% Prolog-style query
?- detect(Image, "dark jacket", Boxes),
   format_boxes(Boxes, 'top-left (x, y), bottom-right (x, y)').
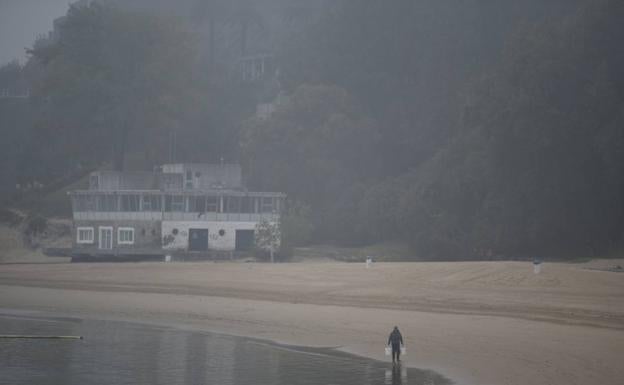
top-left (388, 329), bottom-right (403, 346)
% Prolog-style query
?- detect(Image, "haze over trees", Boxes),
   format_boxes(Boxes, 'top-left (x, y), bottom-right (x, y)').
top-left (1, 0), bottom-right (622, 259)
top-left (30, 4), bottom-right (199, 171)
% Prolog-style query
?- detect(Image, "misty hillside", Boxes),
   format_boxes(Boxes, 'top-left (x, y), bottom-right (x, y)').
top-left (0, 0), bottom-right (622, 259)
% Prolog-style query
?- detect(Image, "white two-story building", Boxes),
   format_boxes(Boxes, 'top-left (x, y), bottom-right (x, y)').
top-left (69, 163), bottom-right (284, 259)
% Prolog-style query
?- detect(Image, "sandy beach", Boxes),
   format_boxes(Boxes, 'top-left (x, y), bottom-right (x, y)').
top-left (1, 259), bottom-right (623, 385)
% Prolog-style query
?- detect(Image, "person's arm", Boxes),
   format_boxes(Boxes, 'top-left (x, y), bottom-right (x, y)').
top-left (399, 333), bottom-right (403, 345)
top-left (388, 334), bottom-right (392, 346)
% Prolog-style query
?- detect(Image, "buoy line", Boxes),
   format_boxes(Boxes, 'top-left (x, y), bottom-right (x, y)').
top-left (0, 335), bottom-right (83, 339)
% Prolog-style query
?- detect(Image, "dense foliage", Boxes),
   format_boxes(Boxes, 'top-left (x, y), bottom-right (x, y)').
top-left (247, 0), bottom-right (624, 258)
top-left (1, 1), bottom-right (255, 187)
top-left (242, 85), bottom-right (380, 243)
top-left (1, 0), bottom-right (622, 258)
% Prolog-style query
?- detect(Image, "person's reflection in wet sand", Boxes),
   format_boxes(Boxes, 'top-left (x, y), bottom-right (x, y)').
top-left (385, 364), bottom-right (408, 385)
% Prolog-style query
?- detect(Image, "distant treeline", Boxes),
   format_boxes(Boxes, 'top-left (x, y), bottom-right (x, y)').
top-left (1, 0), bottom-right (622, 259)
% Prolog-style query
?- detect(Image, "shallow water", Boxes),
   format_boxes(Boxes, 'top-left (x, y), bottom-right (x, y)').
top-left (0, 313), bottom-right (451, 385)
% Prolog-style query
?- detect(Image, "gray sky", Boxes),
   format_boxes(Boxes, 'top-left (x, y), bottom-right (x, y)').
top-left (0, 0), bottom-right (71, 66)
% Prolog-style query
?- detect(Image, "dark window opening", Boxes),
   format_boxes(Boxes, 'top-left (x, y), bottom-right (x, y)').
top-left (189, 196), bottom-right (206, 212)
top-left (120, 194), bottom-right (140, 212)
top-left (206, 196), bottom-right (218, 212)
top-left (142, 195), bottom-right (162, 211)
top-left (165, 195), bottom-right (185, 212)
top-left (98, 195), bottom-right (118, 212)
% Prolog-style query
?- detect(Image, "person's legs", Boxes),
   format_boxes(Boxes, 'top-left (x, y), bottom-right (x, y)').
top-left (392, 343), bottom-right (400, 363)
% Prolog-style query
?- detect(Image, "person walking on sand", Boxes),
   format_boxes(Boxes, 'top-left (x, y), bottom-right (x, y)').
top-left (387, 326), bottom-right (404, 364)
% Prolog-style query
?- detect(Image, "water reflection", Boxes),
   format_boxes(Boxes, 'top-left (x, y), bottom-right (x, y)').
top-left (0, 314), bottom-right (452, 385)
top-left (385, 365), bottom-right (408, 385)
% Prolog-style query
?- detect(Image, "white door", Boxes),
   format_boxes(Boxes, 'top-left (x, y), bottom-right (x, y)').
top-left (99, 227), bottom-right (113, 250)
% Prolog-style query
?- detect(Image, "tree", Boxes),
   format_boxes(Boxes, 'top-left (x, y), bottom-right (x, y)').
top-left (280, 200), bottom-right (314, 249)
top-left (241, 84), bottom-right (380, 243)
top-left (277, 0), bottom-right (576, 176)
top-left (29, 2), bottom-right (197, 171)
top-left (389, 0), bottom-right (624, 258)
top-left (267, 0), bottom-right (624, 258)
top-left (192, 0), bottom-right (229, 74)
top-left (255, 217), bottom-right (281, 263)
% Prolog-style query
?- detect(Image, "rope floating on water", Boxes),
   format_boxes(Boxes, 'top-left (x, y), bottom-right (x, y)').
top-left (0, 335), bottom-right (83, 340)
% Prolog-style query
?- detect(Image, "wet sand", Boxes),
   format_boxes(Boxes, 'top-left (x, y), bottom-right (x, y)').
top-left (1, 260), bottom-right (623, 385)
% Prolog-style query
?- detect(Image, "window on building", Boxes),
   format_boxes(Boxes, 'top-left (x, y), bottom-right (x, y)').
top-left (261, 197), bottom-right (274, 213)
top-left (185, 170), bottom-right (194, 189)
top-left (206, 196), bottom-right (218, 212)
top-left (120, 194), bottom-right (140, 212)
top-left (226, 196), bottom-right (242, 213)
top-left (76, 227), bottom-right (94, 244)
top-left (241, 197), bottom-right (253, 213)
top-left (118, 227), bottom-right (135, 245)
top-left (85, 195), bottom-right (96, 211)
top-left (188, 196), bottom-right (206, 212)
top-left (90, 175), bottom-right (99, 190)
top-left (142, 195), bottom-right (162, 211)
top-left (165, 195), bottom-right (185, 212)
top-left (98, 195), bottom-right (118, 212)
top-left (162, 174), bottom-right (182, 190)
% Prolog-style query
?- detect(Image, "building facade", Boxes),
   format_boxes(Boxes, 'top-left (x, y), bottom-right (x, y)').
top-left (69, 164), bottom-right (285, 258)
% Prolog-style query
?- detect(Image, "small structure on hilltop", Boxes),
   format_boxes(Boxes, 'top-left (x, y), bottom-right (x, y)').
top-left (68, 163), bottom-right (285, 260)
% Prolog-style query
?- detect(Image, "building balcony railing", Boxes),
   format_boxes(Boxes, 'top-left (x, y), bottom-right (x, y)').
top-left (73, 211), bottom-right (279, 222)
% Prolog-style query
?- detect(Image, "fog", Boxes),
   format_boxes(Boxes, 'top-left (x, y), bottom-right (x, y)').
top-left (0, 0), bottom-right (71, 65)
top-left (1, 2), bottom-right (624, 385)
top-left (1, 0), bottom-right (623, 259)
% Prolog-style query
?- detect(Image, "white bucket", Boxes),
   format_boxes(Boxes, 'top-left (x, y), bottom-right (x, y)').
top-left (366, 257), bottom-right (372, 268)
top-left (165, 255), bottom-right (172, 263)
top-left (385, 346), bottom-right (391, 356)
top-left (401, 346), bottom-right (407, 355)
top-left (533, 262), bottom-right (541, 274)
